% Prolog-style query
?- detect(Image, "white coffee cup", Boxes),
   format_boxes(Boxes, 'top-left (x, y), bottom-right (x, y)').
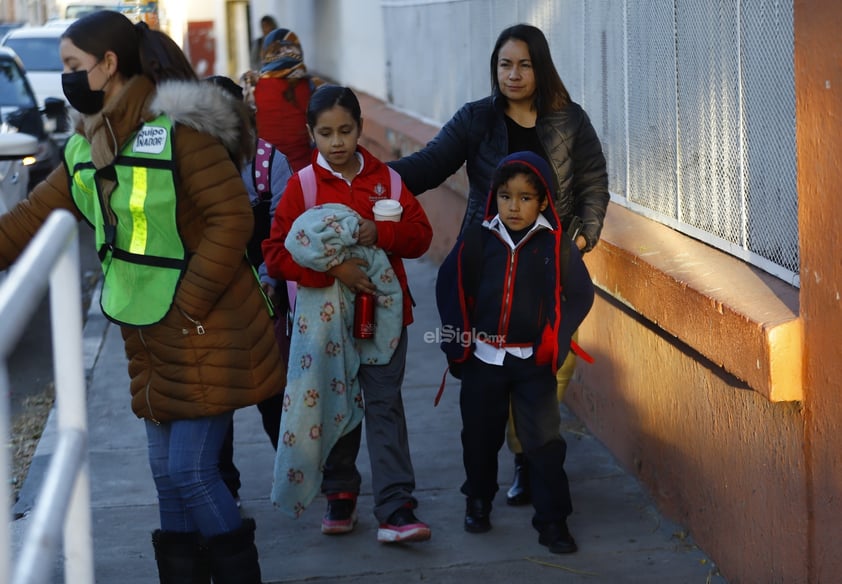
top-left (373, 199), bottom-right (403, 222)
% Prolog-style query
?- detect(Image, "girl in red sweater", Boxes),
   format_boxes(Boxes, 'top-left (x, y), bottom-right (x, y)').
top-left (262, 85), bottom-right (434, 544)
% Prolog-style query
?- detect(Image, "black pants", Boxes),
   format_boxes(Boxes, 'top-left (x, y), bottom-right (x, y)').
top-left (221, 299), bottom-right (290, 495)
top-left (219, 393), bottom-right (284, 495)
top-left (459, 354), bottom-right (572, 528)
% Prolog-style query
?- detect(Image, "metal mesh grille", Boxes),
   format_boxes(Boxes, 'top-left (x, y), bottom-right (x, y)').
top-left (741, 0), bottom-right (798, 275)
top-left (382, 0), bottom-right (798, 283)
top-left (625, 4), bottom-right (679, 219)
top-left (676, 1), bottom-right (743, 242)
top-left (583, 1), bottom-right (627, 198)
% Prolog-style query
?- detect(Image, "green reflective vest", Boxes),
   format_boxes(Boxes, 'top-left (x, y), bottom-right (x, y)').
top-left (65, 115), bottom-right (187, 327)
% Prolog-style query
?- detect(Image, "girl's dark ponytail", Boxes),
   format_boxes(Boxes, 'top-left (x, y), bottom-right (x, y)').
top-left (136, 21), bottom-right (197, 83)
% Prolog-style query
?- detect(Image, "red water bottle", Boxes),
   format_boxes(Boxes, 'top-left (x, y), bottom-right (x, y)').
top-left (353, 292), bottom-right (377, 339)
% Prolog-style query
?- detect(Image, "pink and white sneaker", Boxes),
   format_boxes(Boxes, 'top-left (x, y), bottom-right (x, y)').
top-left (377, 503), bottom-right (431, 543)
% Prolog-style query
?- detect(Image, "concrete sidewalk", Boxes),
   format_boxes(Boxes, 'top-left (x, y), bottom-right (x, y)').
top-left (11, 255), bottom-right (725, 583)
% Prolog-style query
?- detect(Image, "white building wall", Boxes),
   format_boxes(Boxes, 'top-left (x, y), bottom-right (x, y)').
top-left (167, 0), bottom-right (249, 78)
top-left (244, 0), bottom-right (387, 100)
top-left (239, 0), bottom-right (562, 125)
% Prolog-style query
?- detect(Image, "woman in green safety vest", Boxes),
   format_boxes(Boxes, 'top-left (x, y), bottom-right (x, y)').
top-left (0, 11), bottom-right (280, 583)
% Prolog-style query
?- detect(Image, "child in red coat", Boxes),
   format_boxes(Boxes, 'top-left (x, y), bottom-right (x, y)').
top-left (263, 85), bottom-right (434, 544)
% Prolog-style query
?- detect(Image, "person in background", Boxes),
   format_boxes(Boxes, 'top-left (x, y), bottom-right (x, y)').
top-left (388, 23), bottom-right (609, 507)
top-left (0, 11), bottom-right (282, 582)
top-left (436, 151), bottom-right (595, 554)
top-left (250, 14), bottom-right (278, 71)
top-left (249, 27), bottom-right (324, 171)
top-left (205, 74), bottom-right (294, 507)
top-left (262, 85), bottom-right (434, 544)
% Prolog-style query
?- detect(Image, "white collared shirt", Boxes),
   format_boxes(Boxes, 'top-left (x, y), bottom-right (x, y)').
top-left (316, 151), bottom-right (364, 184)
top-left (483, 213), bottom-right (553, 249)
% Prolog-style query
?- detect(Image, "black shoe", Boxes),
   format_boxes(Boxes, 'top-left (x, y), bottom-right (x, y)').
top-left (321, 493), bottom-right (358, 534)
top-left (464, 497), bottom-right (492, 533)
top-left (506, 454), bottom-right (531, 506)
top-left (538, 521), bottom-right (578, 554)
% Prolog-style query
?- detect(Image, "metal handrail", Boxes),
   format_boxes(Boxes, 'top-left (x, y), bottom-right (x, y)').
top-left (0, 210), bottom-right (93, 584)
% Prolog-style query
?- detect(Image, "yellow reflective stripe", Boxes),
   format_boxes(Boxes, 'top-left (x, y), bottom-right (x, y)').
top-left (129, 166), bottom-right (149, 254)
top-left (73, 171), bottom-right (94, 195)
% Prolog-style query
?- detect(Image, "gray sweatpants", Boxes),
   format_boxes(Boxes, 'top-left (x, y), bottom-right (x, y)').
top-left (321, 329), bottom-right (418, 522)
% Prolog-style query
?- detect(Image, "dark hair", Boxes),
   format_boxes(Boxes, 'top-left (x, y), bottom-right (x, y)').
top-left (491, 162), bottom-right (548, 202)
top-left (205, 75), bottom-right (244, 101)
top-left (260, 15), bottom-right (278, 28)
top-left (306, 85), bottom-right (362, 128)
top-left (490, 23), bottom-right (570, 114)
top-left (62, 11), bottom-right (196, 84)
top-left (62, 10), bottom-right (142, 78)
top-left (202, 76), bottom-right (255, 168)
top-left (136, 24), bottom-right (197, 83)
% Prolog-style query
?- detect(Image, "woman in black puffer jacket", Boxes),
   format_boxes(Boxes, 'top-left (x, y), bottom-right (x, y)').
top-left (389, 22), bottom-right (609, 508)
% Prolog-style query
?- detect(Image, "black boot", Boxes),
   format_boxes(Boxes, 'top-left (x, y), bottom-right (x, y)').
top-left (207, 518), bottom-right (262, 584)
top-left (538, 520), bottom-right (578, 554)
top-left (506, 453), bottom-right (531, 506)
top-left (151, 530), bottom-right (210, 584)
top-left (464, 497), bottom-right (492, 533)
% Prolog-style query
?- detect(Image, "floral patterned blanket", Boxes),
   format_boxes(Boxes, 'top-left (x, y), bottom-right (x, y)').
top-left (271, 203), bottom-right (403, 517)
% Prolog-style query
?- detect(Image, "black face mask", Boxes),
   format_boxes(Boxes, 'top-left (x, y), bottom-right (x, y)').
top-left (61, 69), bottom-right (105, 115)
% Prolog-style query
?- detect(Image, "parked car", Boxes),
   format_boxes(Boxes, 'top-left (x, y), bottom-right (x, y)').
top-left (1, 23), bottom-right (74, 147)
top-left (0, 133), bottom-right (37, 287)
top-left (0, 21), bottom-right (26, 42)
top-left (0, 47), bottom-right (66, 190)
top-left (0, 23), bottom-right (69, 110)
top-left (64, 3), bottom-right (119, 19)
top-left (42, 18), bottom-right (80, 29)
top-left (0, 132), bottom-right (36, 215)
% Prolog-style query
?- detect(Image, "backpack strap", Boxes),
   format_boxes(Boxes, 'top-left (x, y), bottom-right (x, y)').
top-left (388, 167), bottom-right (402, 201)
top-left (286, 164), bottom-right (319, 313)
top-left (286, 280), bottom-right (298, 319)
top-left (252, 138), bottom-right (274, 199)
top-left (299, 164), bottom-right (317, 208)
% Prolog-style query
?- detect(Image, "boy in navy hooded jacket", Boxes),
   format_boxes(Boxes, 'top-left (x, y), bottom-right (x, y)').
top-left (436, 151), bottom-right (594, 554)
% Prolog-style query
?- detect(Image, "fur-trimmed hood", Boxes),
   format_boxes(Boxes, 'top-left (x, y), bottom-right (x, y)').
top-left (150, 79), bottom-right (255, 167)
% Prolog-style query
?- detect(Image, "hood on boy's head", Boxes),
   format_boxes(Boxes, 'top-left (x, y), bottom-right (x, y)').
top-left (483, 150), bottom-right (558, 224)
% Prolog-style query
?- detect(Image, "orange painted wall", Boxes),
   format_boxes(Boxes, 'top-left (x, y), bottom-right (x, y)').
top-left (566, 295), bottom-right (808, 582)
top-left (794, 0), bottom-right (842, 582)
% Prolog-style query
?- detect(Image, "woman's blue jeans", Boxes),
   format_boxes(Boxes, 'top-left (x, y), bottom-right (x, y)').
top-left (145, 412), bottom-right (242, 537)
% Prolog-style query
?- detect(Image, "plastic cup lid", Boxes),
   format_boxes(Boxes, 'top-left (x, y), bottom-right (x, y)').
top-left (373, 199), bottom-right (402, 215)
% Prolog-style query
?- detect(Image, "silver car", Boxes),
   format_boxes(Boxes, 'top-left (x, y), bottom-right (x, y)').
top-left (0, 134), bottom-right (33, 215)
top-left (0, 47), bottom-right (65, 190)
top-left (0, 133), bottom-right (36, 287)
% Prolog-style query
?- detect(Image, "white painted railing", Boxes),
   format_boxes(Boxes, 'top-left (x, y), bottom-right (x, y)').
top-left (0, 210), bottom-right (93, 584)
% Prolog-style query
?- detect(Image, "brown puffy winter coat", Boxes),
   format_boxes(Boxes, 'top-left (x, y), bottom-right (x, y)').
top-left (0, 76), bottom-right (284, 422)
